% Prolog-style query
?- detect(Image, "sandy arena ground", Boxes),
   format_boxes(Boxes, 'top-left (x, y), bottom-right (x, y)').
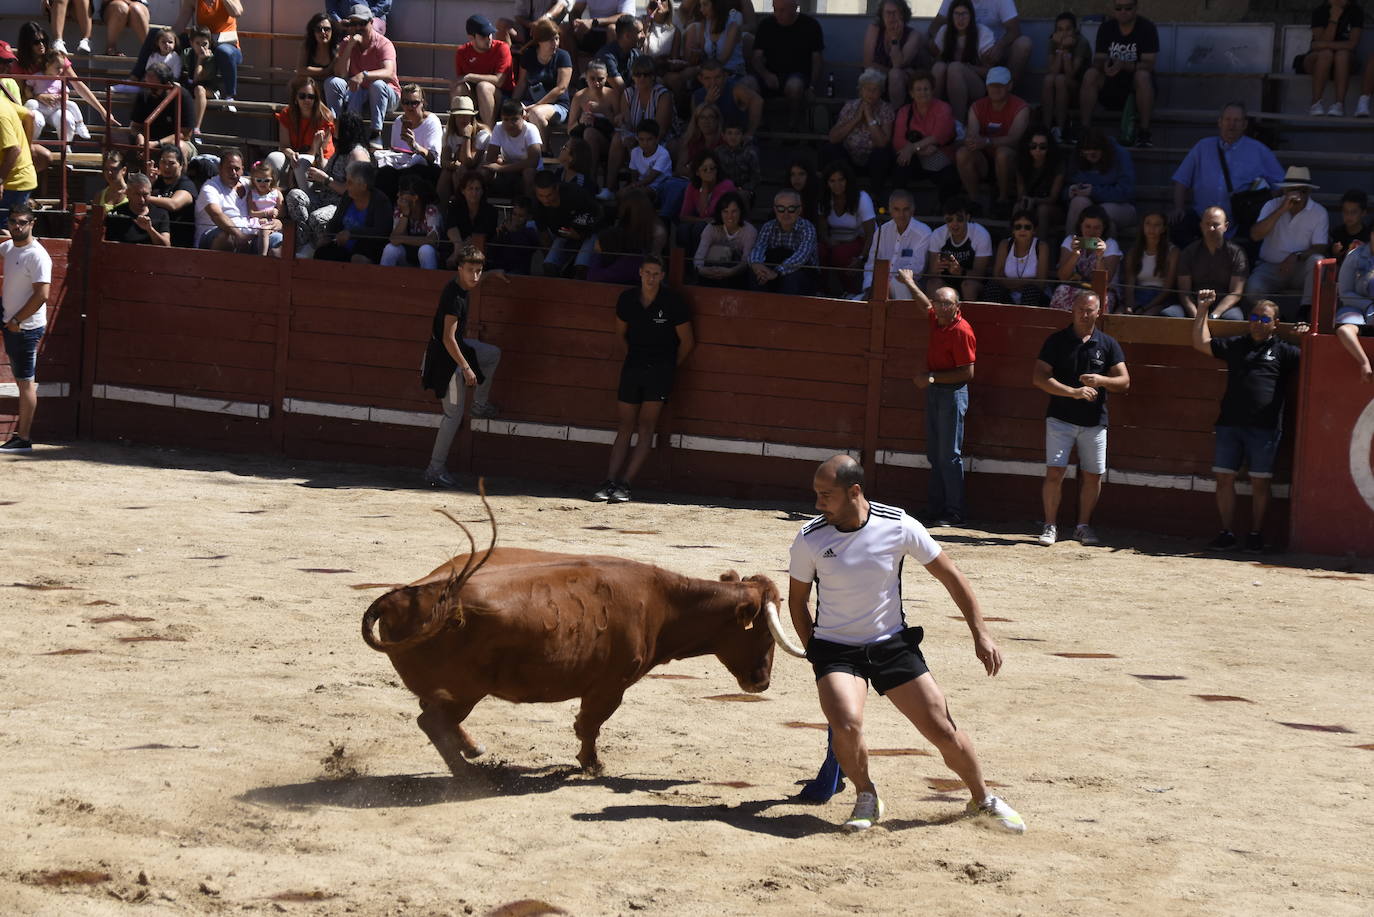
top-left (2, 441), bottom-right (1372, 917)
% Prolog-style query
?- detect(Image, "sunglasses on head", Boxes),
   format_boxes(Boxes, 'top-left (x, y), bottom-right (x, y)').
top-left (774, 204), bottom-right (800, 213)
top-left (1249, 314), bottom-right (1274, 324)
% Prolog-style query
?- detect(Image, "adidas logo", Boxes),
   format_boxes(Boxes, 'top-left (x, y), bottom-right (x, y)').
top-left (822, 548), bottom-right (837, 558)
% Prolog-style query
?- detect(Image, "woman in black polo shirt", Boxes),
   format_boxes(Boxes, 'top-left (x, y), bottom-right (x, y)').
top-left (592, 255), bottom-right (694, 504)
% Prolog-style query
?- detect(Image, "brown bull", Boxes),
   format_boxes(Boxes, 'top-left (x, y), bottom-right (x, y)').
top-left (362, 545), bottom-right (802, 773)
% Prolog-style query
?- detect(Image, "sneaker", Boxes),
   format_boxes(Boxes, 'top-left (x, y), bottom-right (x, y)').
top-left (595, 187), bottom-right (614, 202)
top-left (76, 37), bottom-right (92, 54)
top-left (1309, 101), bottom-right (1326, 117)
top-left (608, 482), bottom-right (631, 504)
top-left (1037, 523), bottom-right (1057, 546)
top-left (936, 514), bottom-right (966, 528)
top-left (1328, 102), bottom-right (1345, 117)
top-left (591, 479), bottom-right (616, 502)
top-left (423, 469), bottom-right (461, 488)
top-left (1357, 95), bottom-right (1371, 117)
top-left (51, 38), bottom-right (68, 54)
top-left (967, 795), bottom-right (1027, 834)
top-left (1205, 530), bottom-right (1238, 552)
top-left (1073, 524), bottom-right (1099, 546)
top-left (1134, 129), bottom-right (1153, 148)
top-left (1050, 125), bottom-right (1063, 144)
top-left (954, 121), bottom-right (966, 142)
top-left (470, 401), bottom-right (498, 419)
top-left (0, 433), bottom-right (33, 453)
top-left (843, 791), bottom-right (884, 832)
top-left (1244, 531), bottom-right (1266, 554)
top-left (223, 97), bottom-right (238, 113)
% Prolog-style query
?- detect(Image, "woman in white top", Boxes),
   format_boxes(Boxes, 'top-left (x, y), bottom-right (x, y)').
top-left (375, 83), bottom-right (443, 201)
top-left (987, 209), bottom-right (1050, 306)
top-left (1123, 211), bottom-right (1180, 316)
top-left (931, 0), bottom-right (995, 122)
top-left (1051, 204), bottom-right (1123, 312)
top-left (693, 190), bottom-right (756, 289)
top-left (817, 161), bottom-right (877, 297)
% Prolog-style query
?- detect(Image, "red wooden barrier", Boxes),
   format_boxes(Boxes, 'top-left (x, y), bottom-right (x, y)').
top-left (58, 240), bottom-right (1321, 542)
top-left (1288, 334), bottom-right (1374, 556)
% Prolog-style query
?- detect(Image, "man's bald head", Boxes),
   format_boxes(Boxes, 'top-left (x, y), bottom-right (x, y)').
top-left (816, 454), bottom-right (864, 490)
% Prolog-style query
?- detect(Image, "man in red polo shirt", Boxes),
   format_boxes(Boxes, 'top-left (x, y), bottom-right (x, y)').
top-left (453, 15), bottom-right (514, 128)
top-left (899, 270), bottom-right (976, 526)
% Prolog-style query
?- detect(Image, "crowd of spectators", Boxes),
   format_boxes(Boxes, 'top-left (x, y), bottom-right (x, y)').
top-left (0, 1), bottom-right (1367, 328)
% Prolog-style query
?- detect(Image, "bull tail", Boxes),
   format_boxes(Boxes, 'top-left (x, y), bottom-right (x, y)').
top-left (363, 481), bottom-right (500, 653)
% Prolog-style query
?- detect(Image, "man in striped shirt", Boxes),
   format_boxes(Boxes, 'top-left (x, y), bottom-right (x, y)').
top-left (788, 455), bottom-right (1025, 834)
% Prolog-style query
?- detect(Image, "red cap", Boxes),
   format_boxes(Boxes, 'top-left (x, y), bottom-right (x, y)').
top-left (0, 41), bottom-right (17, 62)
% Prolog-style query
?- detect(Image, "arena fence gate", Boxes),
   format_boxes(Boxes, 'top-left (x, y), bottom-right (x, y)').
top-left (3, 226), bottom-right (1372, 555)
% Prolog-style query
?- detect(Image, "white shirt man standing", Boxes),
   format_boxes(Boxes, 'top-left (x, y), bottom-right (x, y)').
top-left (788, 454), bottom-right (1026, 834)
top-left (1, 201), bottom-right (51, 452)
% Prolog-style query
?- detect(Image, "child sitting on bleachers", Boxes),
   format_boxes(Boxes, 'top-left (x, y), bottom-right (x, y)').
top-left (248, 161), bottom-right (285, 256)
top-left (714, 117), bottom-right (759, 206)
top-left (181, 26), bottom-right (219, 137)
top-left (147, 28), bottom-right (183, 81)
top-left (25, 49), bottom-right (91, 144)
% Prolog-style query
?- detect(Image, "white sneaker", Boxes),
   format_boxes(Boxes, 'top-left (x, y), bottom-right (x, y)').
top-left (1050, 125), bottom-right (1063, 144)
top-left (1328, 101), bottom-right (1345, 117)
top-left (1356, 95), bottom-right (1371, 117)
top-left (843, 791), bottom-right (884, 832)
top-left (966, 795), bottom-right (1026, 834)
top-left (1038, 523), bottom-right (1056, 546)
top-left (1073, 523), bottom-right (1099, 546)
top-left (224, 97), bottom-right (238, 113)
top-left (954, 121), bottom-right (966, 141)
top-left (1308, 101), bottom-right (1325, 116)
top-left (52, 38), bottom-right (68, 53)
top-left (76, 37), bottom-right (92, 54)
top-left (595, 187), bottom-right (614, 202)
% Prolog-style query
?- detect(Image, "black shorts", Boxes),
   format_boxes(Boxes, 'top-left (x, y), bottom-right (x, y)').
top-left (1098, 69), bottom-right (1151, 110)
top-left (570, 115), bottom-right (614, 142)
top-left (617, 360), bottom-right (675, 404)
top-left (806, 626), bottom-right (929, 695)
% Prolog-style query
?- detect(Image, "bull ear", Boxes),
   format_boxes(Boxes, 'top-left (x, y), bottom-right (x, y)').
top-left (719, 570), bottom-right (741, 583)
top-left (735, 599), bottom-right (760, 630)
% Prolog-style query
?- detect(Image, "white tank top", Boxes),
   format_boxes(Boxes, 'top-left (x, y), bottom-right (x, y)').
top-left (1002, 238), bottom-right (1040, 280)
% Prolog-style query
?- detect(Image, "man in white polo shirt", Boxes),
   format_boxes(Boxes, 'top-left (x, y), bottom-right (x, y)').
top-left (788, 454), bottom-right (1025, 834)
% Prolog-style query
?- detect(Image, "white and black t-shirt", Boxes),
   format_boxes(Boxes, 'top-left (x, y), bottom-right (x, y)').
top-left (788, 501), bottom-right (942, 646)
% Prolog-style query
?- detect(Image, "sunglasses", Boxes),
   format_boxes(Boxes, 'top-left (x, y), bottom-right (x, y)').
top-left (1249, 314), bottom-right (1274, 324)
top-left (253, 177), bottom-right (272, 183)
top-left (316, 23), bottom-right (332, 31)
top-left (1029, 142), bottom-right (1048, 149)
top-left (1013, 222), bottom-right (1034, 230)
top-left (774, 204), bottom-right (800, 213)
top-left (402, 99), bottom-right (422, 107)
top-left (297, 92), bottom-right (317, 100)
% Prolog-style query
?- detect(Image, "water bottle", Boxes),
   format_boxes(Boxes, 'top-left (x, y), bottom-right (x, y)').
top-left (825, 73), bottom-right (835, 98)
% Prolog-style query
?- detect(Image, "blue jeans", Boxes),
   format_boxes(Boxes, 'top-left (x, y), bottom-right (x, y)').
top-left (325, 76), bottom-right (400, 133)
top-left (542, 235), bottom-right (596, 276)
top-left (926, 383), bottom-right (968, 518)
top-left (2, 325), bottom-right (44, 380)
top-left (213, 42), bottom-right (241, 98)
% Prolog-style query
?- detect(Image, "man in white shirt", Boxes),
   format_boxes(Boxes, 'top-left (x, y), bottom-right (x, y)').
top-left (787, 454), bottom-right (1026, 835)
top-left (862, 189), bottom-right (931, 300)
top-left (482, 100), bottom-right (544, 197)
top-left (1, 202), bottom-right (51, 452)
top-left (927, 0), bottom-right (1032, 84)
top-left (1245, 167), bottom-right (1329, 320)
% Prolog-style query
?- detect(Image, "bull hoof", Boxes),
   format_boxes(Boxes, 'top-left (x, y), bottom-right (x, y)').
top-left (578, 757), bottom-right (604, 775)
top-left (461, 743), bottom-right (486, 759)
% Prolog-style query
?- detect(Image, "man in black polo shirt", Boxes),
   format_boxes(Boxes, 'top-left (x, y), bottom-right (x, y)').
top-left (1191, 294), bottom-right (1302, 553)
top-left (592, 256), bottom-right (694, 505)
top-left (1031, 291), bottom-right (1130, 547)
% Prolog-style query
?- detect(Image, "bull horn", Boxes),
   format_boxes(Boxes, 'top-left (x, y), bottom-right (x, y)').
top-left (764, 601), bottom-right (806, 658)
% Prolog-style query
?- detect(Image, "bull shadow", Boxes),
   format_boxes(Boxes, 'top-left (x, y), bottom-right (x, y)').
top-left (571, 797), bottom-right (967, 838)
top-left (237, 765), bottom-right (694, 810)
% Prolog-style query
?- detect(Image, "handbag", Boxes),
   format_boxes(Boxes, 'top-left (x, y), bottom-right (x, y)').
top-left (1216, 140), bottom-right (1270, 231)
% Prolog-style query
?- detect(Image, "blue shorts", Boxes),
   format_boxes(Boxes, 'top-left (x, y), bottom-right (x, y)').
top-left (1045, 417), bottom-right (1107, 475)
top-left (1335, 304), bottom-right (1374, 328)
top-left (2, 325), bottom-right (45, 381)
top-left (1214, 425), bottom-right (1281, 478)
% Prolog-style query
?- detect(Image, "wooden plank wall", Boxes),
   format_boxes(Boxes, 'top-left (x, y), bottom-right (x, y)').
top-left (0, 238), bottom-right (81, 439)
top-left (64, 242), bottom-right (1297, 537)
